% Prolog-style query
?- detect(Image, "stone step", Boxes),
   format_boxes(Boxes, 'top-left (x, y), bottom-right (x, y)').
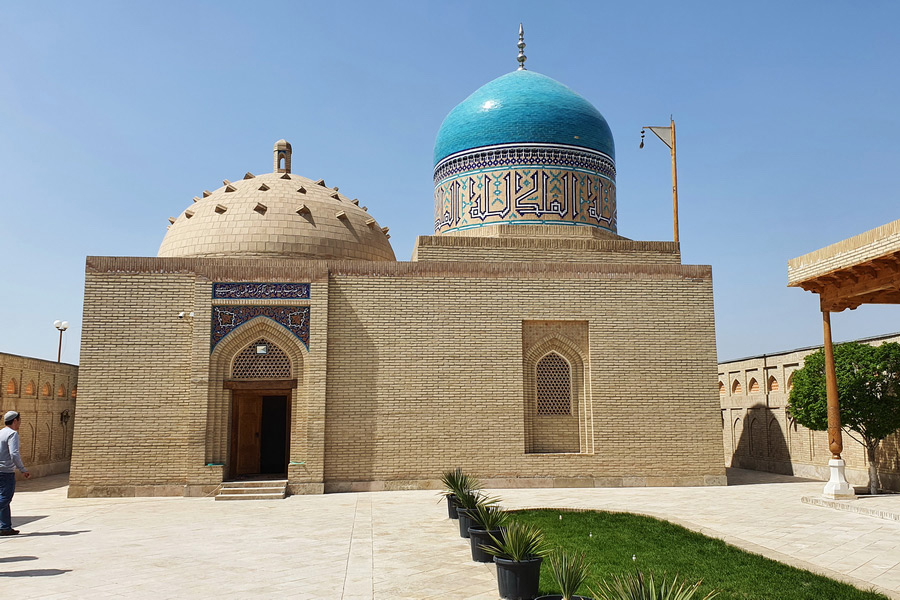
top-left (220, 479), bottom-right (288, 489)
top-left (214, 479), bottom-right (288, 501)
top-left (218, 486), bottom-right (285, 495)
top-left (215, 492), bottom-right (286, 501)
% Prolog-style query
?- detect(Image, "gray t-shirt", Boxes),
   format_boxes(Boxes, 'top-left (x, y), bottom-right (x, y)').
top-left (0, 427), bottom-right (27, 474)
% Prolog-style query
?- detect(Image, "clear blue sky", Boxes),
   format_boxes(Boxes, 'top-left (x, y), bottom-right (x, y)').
top-left (1, 1), bottom-right (898, 364)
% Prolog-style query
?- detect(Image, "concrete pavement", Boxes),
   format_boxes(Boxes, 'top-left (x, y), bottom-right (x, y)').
top-left (2, 469), bottom-right (899, 599)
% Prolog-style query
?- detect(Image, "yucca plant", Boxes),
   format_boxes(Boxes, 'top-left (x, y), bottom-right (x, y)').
top-left (547, 550), bottom-right (591, 600)
top-left (439, 467), bottom-right (481, 498)
top-left (455, 487), bottom-right (497, 511)
top-left (470, 503), bottom-right (510, 531)
top-left (483, 520), bottom-right (549, 561)
top-left (468, 504), bottom-right (510, 563)
top-left (591, 570), bottom-right (718, 600)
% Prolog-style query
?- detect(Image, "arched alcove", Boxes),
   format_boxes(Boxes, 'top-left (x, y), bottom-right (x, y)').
top-left (207, 317), bottom-right (309, 477)
top-left (523, 335), bottom-right (588, 454)
top-left (733, 417), bottom-right (744, 455)
top-left (748, 378), bottom-right (759, 394)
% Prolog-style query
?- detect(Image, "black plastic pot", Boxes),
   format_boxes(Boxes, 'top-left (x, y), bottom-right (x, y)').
top-left (534, 596), bottom-right (592, 600)
top-left (495, 555), bottom-right (543, 600)
top-left (446, 494), bottom-right (460, 519)
top-left (456, 507), bottom-right (475, 538)
top-left (467, 527), bottom-right (503, 562)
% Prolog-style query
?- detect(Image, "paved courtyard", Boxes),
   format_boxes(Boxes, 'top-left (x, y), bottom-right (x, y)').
top-left (3, 469), bottom-right (900, 599)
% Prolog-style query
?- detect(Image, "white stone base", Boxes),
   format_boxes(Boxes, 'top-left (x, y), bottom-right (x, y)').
top-left (823, 459), bottom-right (856, 499)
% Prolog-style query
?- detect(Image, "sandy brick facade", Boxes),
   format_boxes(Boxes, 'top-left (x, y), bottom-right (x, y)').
top-left (0, 352), bottom-right (77, 478)
top-left (719, 333), bottom-right (900, 491)
top-left (69, 240), bottom-right (725, 497)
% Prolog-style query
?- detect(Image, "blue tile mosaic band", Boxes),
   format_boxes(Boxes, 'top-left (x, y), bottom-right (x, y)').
top-left (213, 282), bottom-right (310, 300)
top-left (211, 305), bottom-right (310, 351)
top-left (433, 143), bottom-right (616, 235)
top-left (433, 143), bottom-right (615, 185)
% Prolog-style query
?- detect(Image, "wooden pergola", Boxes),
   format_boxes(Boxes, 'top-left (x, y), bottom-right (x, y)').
top-left (788, 218), bottom-right (900, 498)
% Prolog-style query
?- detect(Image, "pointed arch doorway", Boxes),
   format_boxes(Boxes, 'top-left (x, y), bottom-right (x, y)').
top-left (223, 337), bottom-right (297, 479)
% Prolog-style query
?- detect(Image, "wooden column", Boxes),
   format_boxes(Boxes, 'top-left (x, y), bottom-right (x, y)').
top-left (671, 117), bottom-right (679, 244)
top-left (822, 309), bottom-right (844, 459)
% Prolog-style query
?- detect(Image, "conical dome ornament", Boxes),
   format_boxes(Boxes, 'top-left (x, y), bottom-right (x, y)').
top-left (517, 23), bottom-right (527, 70)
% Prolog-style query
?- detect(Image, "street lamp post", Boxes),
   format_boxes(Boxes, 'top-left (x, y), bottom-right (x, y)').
top-left (53, 320), bottom-right (69, 363)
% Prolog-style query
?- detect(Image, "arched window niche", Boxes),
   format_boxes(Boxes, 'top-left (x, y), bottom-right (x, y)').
top-left (523, 335), bottom-right (588, 455)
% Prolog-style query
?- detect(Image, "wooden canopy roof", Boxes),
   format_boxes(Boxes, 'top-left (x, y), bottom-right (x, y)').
top-left (788, 218), bottom-right (900, 312)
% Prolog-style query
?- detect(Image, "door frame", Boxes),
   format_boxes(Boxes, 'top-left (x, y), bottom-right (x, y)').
top-left (225, 379), bottom-right (296, 479)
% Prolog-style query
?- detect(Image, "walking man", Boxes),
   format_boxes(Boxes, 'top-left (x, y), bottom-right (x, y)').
top-left (0, 411), bottom-right (30, 536)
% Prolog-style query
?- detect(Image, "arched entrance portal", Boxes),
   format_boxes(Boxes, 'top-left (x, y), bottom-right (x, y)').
top-left (225, 337), bottom-right (295, 479)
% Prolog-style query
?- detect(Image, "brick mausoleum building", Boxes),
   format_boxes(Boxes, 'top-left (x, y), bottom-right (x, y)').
top-left (69, 53), bottom-right (726, 497)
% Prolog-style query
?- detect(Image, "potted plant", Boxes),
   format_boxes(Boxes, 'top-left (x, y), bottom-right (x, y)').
top-left (484, 520), bottom-right (549, 600)
top-left (455, 489), bottom-right (497, 538)
top-left (439, 467), bottom-right (480, 520)
top-left (468, 503), bottom-right (510, 563)
top-left (591, 571), bottom-right (718, 600)
top-left (536, 550), bottom-right (592, 600)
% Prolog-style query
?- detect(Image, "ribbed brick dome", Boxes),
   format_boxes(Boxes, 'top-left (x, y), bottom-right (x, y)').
top-left (159, 143), bottom-right (395, 261)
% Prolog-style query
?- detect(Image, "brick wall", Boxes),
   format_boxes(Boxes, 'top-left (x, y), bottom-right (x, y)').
top-left (719, 333), bottom-right (900, 490)
top-left (71, 255), bottom-right (724, 496)
top-left (70, 273), bottom-right (197, 496)
top-left (0, 352), bottom-right (77, 478)
top-left (322, 267), bottom-right (723, 490)
top-left (413, 235), bottom-right (681, 264)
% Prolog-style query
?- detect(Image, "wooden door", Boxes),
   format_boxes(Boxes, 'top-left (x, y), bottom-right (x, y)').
top-left (235, 394), bottom-right (262, 476)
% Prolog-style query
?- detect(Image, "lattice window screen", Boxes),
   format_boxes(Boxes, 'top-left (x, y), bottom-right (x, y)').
top-left (536, 352), bottom-right (571, 415)
top-left (231, 338), bottom-right (291, 380)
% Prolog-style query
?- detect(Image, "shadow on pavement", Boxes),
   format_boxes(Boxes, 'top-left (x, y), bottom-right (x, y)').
top-left (21, 530), bottom-right (89, 537)
top-left (17, 474), bottom-right (69, 493)
top-left (0, 569), bottom-right (71, 577)
top-left (12, 515), bottom-right (48, 527)
top-left (726, 467), bottom-right (820, 486)
top-left (0, 556), bottom-right (37, 564)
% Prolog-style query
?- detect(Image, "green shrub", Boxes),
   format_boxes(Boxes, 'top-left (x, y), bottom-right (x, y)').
top-left (483, 521), bottom-right (549, 562)
top-left (591, 570), bottom-right (718, 600)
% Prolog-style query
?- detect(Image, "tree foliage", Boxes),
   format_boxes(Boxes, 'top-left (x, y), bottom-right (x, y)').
top-left (789, 342), bottom-right (900, 441)
top-left (788, 341), bottom-right (900, 493)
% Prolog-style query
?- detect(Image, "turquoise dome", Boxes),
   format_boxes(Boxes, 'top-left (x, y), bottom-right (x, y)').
top-left (434, 70), bottom-right (615, 165)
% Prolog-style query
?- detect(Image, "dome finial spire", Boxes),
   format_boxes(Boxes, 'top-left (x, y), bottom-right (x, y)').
top-left (517, 23), bottom-right (527, 70)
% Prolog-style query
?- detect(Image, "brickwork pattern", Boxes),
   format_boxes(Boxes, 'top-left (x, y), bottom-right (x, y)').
top-left (72, 253), bottom-right (724, 496)
top-left (413, 235), bottom-right (681, 264)
top-left (719, 332), bottom-right (900, 490)
top-left (323, 271), bottom-right (723, 488)
top-left (0, 353), bottom-right (77, 478)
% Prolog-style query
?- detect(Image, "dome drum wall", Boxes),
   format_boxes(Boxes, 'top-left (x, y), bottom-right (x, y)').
top-left (433, 70), bottom-right (617, 236)
top-left (433, 143), bottom-right (616, 235)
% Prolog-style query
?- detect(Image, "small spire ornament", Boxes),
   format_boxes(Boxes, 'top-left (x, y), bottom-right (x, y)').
top-left (517, 23), bottom-right (527, 70)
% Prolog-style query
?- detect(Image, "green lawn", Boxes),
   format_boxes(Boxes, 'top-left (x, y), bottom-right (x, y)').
top-left (511, 509), bottom-right (888, 600)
